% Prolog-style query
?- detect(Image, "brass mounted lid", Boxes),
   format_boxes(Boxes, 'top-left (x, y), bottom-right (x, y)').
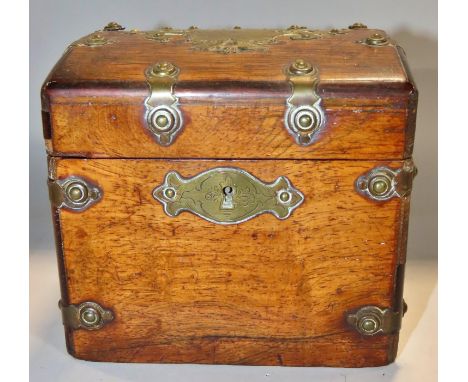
top-left (42, 23), bottom-right (417, 160)
top-left (45, 24), bottom-right (408, 83)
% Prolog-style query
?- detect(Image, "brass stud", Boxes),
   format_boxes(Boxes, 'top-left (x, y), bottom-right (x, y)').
top-left (359, 316), bottom-right (380, 334)
top-left (103, 21), bottom-right (125, 31)
top-left (85, 34), bottom-right (108, 46)
top-left (66, 182), bottom-right (88, 203)
top-left (289, 59), bottom-right (314, 75)
top-left (150, 61), bottom-right (178, 77)
top-left (365, 33), bottom-right (388, 46)
top-left (298, 114), bottom-right (313, 129)
top-left (155, 115), bottom-right (169, 128)
top-left (279, 191), bottom-right (291, 203)
top-left (80, 307), bottom-right (101, 327)
top-left (349, 22), bottom-right (368, 29)
top-left (164, 188), bottom-right (176, 199)
top-left (369, 175), bottom-right (391, 196)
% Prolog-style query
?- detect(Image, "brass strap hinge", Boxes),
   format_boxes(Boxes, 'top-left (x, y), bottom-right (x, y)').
top-left (284, 59), bottom-right (326, 146)
top-left (59, 300), bottom-right (114, 330)
top-left (355, 160), bottom-right (417, 202)
top-left (144, 62), bottom-right (183, 146)
top-left (346, 301), bottom-right (407, 336)
top-left (48, 176), bottom-right (102, 211)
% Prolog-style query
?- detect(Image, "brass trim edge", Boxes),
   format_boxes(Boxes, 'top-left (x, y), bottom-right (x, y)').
top-left (346, 303), bottom-right (406, 336)
top-left (59, 300), bottom-right (114, 330)
top-left (144, 62), bottom-right (183, 146)
top-left (355, 160), bottom-right (417, 202)
top-left (48, 176), bottom-right (102, 211)
top-left (152, 167), bottom-right (304, 225)
top-left (284, 59), bottom-right (325, 146)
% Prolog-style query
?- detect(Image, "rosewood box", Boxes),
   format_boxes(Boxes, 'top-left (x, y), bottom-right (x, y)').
top-left (42, 22), bottom-right (417, 367)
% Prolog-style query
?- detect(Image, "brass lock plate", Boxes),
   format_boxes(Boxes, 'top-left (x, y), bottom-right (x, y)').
top-left (152, 167), bottom-right (304, 224)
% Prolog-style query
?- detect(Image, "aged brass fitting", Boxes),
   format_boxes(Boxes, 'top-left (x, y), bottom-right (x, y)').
top-left (66, 182), bottom-right (88, 203)
top-left (358, 315), bottom-right (381, 335)
top-left (347, 305), bottom-right (405, 336)
top-left (163, 187), bottom-right (176, 199)
top-left (368, 175), bottom-right (391, 197)
top-left (150, 62), bottom-right (179, 77)
top-left (289, 59), bottom-right (314, 75)
top-left (84, 34), bottom-right (108, 47)
top-left (49, 176), bottom-right (102, 211)
top-left (80, 307), bottom-right (101, 327)
top-left (59, 300), bottom-right (114, 330)
top-left (356, 161), bottom-right (417, 202)
top-left (145, 62), bottom-right (183, 145)
top-left (365, 33), bottom-right (388, 46)
top-left (348, 22), bottom-right (368, 29)
top-left (278, 190), bottom-right (292, 203)
top-left (153, 168), bottom-right (304, 224)
top-left (103, 21), bottom-right (125, 31)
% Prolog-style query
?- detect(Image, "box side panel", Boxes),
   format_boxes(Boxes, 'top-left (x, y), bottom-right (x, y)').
top-left (53, 158), bottom-right (407, 366)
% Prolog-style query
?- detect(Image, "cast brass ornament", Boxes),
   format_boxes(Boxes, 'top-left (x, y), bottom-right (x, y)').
top-left (152, 167), bottom-right (304, 224)
top-left (144, 27), bottom-right (350, 54)
top-left (59, 300), bottom-right (114, 330)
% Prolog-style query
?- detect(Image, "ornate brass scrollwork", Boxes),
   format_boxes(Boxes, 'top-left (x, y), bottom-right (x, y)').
top-left (152, 167), bottom-right (304, 224)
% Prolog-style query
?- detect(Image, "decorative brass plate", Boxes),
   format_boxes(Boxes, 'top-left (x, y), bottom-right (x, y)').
top-left (152, 167), bottom-right (304, 224)
top-left (144, 26), bottom-right (350, 54)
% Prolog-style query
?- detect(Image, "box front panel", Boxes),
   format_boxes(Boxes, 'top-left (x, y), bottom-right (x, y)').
top-left (52, 158), bottom-right (405, 367)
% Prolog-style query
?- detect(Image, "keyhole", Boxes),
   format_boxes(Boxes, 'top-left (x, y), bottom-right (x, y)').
top-left (221, 186), bottom-right (234, 210)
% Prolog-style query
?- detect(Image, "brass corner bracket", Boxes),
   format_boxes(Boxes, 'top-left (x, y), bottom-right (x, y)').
top-left (346, 302), bottom-right (407, 336)
top-left (284, 59), bottom-right (325, 146)
top-left (59, 300), bottom-right (114, 330)
top-left (355, 160), bottom-right (417, 202)
top-left (144, 62), bottom-right (183, 146)
top-left (48, 176), bottom-right (102, 211)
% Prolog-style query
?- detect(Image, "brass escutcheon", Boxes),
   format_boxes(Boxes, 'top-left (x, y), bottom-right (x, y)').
top-left (152, 167), bottom-right (304, 224)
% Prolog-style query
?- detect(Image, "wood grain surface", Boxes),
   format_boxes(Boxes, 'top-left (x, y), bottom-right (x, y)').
top-left (52, 158), bottom-right (408, 366)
